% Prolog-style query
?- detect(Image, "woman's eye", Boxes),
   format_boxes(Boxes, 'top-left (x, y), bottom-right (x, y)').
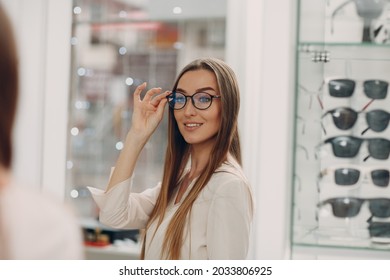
top-left (176, 96), bottom-right (186, 103)
top-left (197, 95), bottom-right (211, 103)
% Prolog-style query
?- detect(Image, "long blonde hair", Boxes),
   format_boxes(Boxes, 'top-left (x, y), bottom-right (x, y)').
top-left (141, 58), bottom-right (241, 259)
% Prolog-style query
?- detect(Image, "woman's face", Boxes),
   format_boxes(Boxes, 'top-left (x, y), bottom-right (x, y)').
top-left (173, 69), bottom-right (221, 148)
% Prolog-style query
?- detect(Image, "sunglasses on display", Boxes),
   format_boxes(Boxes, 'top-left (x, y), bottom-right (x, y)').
top-left (317, 197), bottom-right (390, 218)
top-left (322, 107), bottom-right (390, 135)
top-left (166, 91), bottom-right (221, 110)
top-left (328, 79), bottom-right (388, 99)
top-left (368, 221), bottom-right (390, 238)
top-left (299, 78), bottom-right (388, 111)
top-left (316, 136), bottom-right (390, 161)
top-left (318, 166), bottom-right (390, 187)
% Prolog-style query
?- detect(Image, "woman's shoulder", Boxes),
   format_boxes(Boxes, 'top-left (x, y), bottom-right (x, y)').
top-left (214, 155), bottom-right (249, 184)
top-left (201, 155), bottom-right (251, 196)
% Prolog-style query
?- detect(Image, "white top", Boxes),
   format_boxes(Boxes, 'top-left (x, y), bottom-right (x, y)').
top-left (1, 180), bottom-right (84, 259)
top-left (88, 156), bottom-right (254, 259)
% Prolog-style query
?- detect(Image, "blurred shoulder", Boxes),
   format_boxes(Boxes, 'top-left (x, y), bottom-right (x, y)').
top-left (2, 180), bottom-right (83, 259)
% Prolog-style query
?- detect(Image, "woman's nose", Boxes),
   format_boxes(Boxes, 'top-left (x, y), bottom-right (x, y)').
top-left (183, 97), bottom-right (196, 116)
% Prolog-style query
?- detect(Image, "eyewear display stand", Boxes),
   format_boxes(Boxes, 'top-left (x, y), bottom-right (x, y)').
top-left (293, 0), bottom-right (390, 254)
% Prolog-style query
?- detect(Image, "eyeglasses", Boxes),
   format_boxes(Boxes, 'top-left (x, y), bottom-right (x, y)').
top-left (318, 197), bottom-right (390, 218)
top-left (317, 136), bottom-right (390, 160)
top-left (322, 107), bottom-right (390, 134)
top-left (328, 79), bottom-right (388, 99)
top-left (318, 166), bottom-right (390, 187)
top-left (166, 91), bottom-right (221, 110)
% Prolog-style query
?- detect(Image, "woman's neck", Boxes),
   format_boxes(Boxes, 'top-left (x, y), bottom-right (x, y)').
top-left (188, 144), bottom-right (214, 179)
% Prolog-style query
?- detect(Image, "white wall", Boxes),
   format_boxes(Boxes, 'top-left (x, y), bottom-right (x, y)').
top-left (226, 0), bottom-right (297, 259)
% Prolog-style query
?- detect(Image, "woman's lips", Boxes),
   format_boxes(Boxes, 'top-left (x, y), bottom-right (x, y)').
top-left (183, 123), bottom-right (203, 130)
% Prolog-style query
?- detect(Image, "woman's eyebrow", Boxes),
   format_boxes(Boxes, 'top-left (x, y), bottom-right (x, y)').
top-left (176, 86), bottom-right (217, 93)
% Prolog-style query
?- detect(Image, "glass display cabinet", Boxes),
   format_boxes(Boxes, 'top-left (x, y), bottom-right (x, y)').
top-left (65, 0), bottom-right (227, 257)
top-left (293, 0), bottom-right (390, 252)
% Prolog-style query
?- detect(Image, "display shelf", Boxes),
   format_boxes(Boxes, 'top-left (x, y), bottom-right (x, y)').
top-left (294, 226), bottom-right (390, 250)
top-left (299, 42), bottom-right (390, 47)
top-left (292, 0), bottom-right (390, 253)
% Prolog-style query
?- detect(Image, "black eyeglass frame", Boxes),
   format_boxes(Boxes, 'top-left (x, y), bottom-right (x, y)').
top-left (166, 91), bottom-right (221, 110)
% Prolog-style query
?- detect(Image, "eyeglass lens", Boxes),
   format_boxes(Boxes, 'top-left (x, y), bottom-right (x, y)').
top-left (319, 197), bottom-right (390, 218)
top-left (369, 198), bottom-right (390, 218)
top-left (368, 222), bottom-right (390, 238)
top-left (324, 107), bottom-right (358, 130)
top-left (366, 109), bottom-right (390, 132)
top-left (328, 79), bottom-right (355, 97)
top-left (324, 136), bottom-right (390, 159)
top-left (371, 170), bottom-right (390, 187)
top-left (368, 138), bottom-right (390, 160)
top-left (334, 168), bottom-right (360, 185)
top-left (334, 168), bottom-right (390, 187)
top-left (328, 79), bottom-right (388, 99)
top-left (364, 80), bottom-right (388, 99)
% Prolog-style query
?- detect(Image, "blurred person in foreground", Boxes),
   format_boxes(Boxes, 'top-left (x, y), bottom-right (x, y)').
top-left (0, 4), bottom-right (83, 259)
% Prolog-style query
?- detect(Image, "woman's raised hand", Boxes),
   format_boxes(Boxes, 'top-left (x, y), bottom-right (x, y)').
top-left (129, 82), bottom-right (170, 140)
top-left (107, 82), bottom-right (170, 190)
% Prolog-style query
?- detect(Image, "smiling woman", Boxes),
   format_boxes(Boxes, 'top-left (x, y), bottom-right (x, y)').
top-left (88, 57), bottom-right (254, 260)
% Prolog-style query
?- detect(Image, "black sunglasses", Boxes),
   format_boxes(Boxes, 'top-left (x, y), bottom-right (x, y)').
top-left (368, 221), bottom-right (390, 238)
top-left (322, 107), bottom-right (390, 135)
top-left (328, 79), bottom-right (388, 99)
top-left (318, 197), bottom-right (390, 218)
top-left (299, 78), bottom-right (389, 111)
top-left (318, 166), bottom-right (390, 187)
top-left (317, 136), bottom-right (390, 161)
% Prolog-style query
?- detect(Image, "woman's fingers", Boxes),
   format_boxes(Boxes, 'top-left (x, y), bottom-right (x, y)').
top-left (149, 90), bottom-right (171, 108)
top-left (133, 82), bottom-right (147, 102)
top-left (143, 87), bottom-right (162, 103)
top-left (130, 85), bottom-right (169, 135)
top-left (132, 82), bottom-right (169, 108)
top-left (155, 96), bottom-right (168, 116)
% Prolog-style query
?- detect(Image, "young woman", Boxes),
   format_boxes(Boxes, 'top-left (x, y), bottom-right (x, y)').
top-left (0, 4), bottom-right (83, 259)
top-left (89, 58), bottom-right (254, 259)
